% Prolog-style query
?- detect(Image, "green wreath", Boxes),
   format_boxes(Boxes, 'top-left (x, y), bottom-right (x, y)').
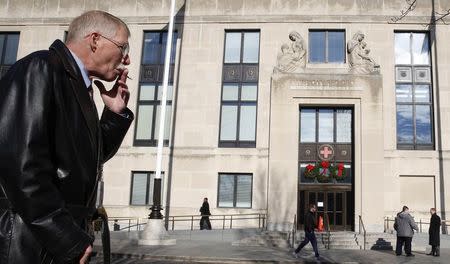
top-left (304, 162), bottom-right (346, 182)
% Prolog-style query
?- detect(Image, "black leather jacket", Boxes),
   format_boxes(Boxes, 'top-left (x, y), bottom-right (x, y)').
top-left (0, 40), bottom-right (133, 263)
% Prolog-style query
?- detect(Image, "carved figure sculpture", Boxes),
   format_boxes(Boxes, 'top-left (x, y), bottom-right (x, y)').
top-left (347, 31), bottom-right (380, 74)
top-left (275, 31), bottom-right (306, 73)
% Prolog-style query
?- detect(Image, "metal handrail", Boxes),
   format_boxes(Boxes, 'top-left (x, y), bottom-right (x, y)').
top-left (358, 215), bottom-right (367, 250)
top-left (324, 213), bottom-right (331, 250)
top-left (291, 214), bottom-right (297, 248)
top-left (108, 213), bottom-right (266, 232)
top-left (384, 217), bottom-right (449, 235)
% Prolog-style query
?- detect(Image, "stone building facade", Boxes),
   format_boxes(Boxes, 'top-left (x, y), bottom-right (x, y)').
top-left (1, 0), bottom-right (449, 232)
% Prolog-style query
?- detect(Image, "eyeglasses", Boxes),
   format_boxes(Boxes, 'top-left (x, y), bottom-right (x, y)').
top-left (99, 34), bottom-right (129, 58)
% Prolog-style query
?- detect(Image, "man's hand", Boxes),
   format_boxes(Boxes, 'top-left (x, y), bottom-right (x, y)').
top-left (79, 245), bottom-right (92, 264)
top-left (94, 69), bottom-right (130, 114)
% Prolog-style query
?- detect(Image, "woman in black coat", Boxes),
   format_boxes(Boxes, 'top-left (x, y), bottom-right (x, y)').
top-left (427, 208), bottom-right (441, 256)
top-left (199, 197), bottom-right (212, 230)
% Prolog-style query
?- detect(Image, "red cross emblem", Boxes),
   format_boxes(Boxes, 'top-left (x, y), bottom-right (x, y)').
top-left (318, 145), bottom-right (334, 161)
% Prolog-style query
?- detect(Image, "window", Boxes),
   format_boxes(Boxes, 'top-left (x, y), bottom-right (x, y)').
top-left (299, 108), bottom-right (353, 184)
top-left (395, 32), bottom-right (433, 150)
top-left (134, 31), bottom-right (177, 146)
top-left (219, 31), bottom-right (260, 147)
top-left (309, 30), bottom-right (345, 63)
top-left (218, 173), bottom-right (252, 208)
top-left (0, 32), bottom-right (20, 78)
top-left (130, 171), bottom-right (164, 205)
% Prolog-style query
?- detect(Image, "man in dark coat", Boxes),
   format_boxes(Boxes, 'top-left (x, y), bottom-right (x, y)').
top-left (293, 204), bottom-right (319, 260)
top-left (0, 10), bottom-right (133, 263)
top-left (394, 205), bottom-right (419, 257)
top-left (200, 197), bottom-right (212, 230)
top-left (427, 208), bottom-right (441, 256)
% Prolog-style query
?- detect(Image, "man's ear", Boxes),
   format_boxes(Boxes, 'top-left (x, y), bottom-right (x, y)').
top-left (88, 32), bottom-right (100, 53)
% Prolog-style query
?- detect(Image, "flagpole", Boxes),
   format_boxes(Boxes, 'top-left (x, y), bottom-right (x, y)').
top-left (149, 0), bottom-right (176, 220)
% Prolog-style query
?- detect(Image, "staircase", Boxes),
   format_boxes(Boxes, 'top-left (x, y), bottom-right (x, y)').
top-left (295, 231), bottom-right (396, 250)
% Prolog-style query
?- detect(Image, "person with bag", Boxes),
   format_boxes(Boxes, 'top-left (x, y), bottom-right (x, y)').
top-left (394, 205), bottom-right (419, 257)
top-left (293, 204), bottom-right (320, 260)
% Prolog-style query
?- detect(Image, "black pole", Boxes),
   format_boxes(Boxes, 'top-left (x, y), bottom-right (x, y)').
top-left (149, 178), bottom-right (163, 219)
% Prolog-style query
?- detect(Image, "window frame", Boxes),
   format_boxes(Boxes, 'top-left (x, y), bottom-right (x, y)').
top-left (394, 31), bottom-right (434, 150)
top-left (219, 30), bottom-right (260, 148)
top-left (134, 30), bottom-right (177, 147)
top-left (308, 29), bottom-right (346, 64)
top-left (217, 173), bottom-right (253, 208)
top-left (0, 32), bottom-right (20, 79)
top-left (129, 171), bottom-right (164, 206)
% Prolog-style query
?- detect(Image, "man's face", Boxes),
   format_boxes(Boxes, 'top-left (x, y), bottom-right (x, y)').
top-left (311, 206), bottom-right (316, 212)
top-left (91, 26), bottom-right (130, 81)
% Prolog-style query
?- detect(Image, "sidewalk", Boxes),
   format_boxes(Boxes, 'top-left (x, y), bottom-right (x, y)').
top-left (91, 229), bottom-right (450, 263)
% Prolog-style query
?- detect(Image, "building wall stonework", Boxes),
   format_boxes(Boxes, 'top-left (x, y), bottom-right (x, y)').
top-left (1, 0), bottom-right (449, 231)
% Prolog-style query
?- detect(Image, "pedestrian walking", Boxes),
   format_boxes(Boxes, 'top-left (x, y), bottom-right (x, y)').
top-left (0, 10), bottom-right (133, 264)
top-left (394, 205), bottom-right (419, 257)
top-left (293, 204), bottom-right (320, 260)
top-left (200, 197), bottom-right (212, 230)
top-left (427, 207), bottom-right (441, 257)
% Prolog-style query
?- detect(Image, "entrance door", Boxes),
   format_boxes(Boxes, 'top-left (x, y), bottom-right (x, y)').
top-left (299, 190), bottom-right (351, 231)
top-left (297, 107), bottom-right (354, 231)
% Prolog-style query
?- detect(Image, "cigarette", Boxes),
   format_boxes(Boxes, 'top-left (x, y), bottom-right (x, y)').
top-left (126, 76), bottom-right (133, 80)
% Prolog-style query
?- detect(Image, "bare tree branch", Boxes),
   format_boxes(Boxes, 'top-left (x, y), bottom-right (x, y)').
top-left (433, 9), bottom-right (450, 25)
top-left (390, 0), bottom-right (417, 23)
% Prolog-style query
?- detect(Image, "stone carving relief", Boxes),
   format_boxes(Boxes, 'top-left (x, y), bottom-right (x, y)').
top-left (347, 31), bottom-right (380, 74)
top-left (275, 31), bottom-right (306, 73)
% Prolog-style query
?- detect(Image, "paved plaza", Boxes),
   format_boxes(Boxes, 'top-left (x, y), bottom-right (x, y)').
top-left (91, 229), bottom-right (450, 263)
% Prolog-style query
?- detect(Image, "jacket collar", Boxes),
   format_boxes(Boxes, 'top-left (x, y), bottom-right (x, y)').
top-left (49, 40), bottom-right (99, 151)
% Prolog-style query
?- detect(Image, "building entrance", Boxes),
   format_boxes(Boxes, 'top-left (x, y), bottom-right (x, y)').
top-left (297, 107), bottom-right (354, 231)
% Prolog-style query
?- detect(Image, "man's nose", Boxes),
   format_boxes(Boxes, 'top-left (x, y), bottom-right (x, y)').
top-left (122, 54), bottom-right (130, 65)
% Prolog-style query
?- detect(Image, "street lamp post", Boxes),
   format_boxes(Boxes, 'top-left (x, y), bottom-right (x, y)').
top-left (138, 0), bottom-right (177, 246)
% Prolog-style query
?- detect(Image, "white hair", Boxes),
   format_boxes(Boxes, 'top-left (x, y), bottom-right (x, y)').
top-left (66, 10), bottom-right (130, 43)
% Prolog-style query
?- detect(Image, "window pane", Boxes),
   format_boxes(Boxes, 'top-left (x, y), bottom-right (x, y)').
top-left (236, 175), bottom-right (252, 207)
top-left (395, 33), bottom-right (411, 64)
top-left (414, 85), bottom-right (430, 103)
top-left (142, 32), bottom-right (160, 64)
top-left (239, 105), bottom-right (256, 141)
top-left (220, 105), bottom-right (238, 140)
top-left (0, 35), bottom-right (4, 62)
top-left (131, 173), bottom-right (148, 205)
top-left (218, 175), bottom-right (234, 207)
top-left (4, 34), bottom-right (19, 65)
top-left (222, 84), bottom-right (239, 101)
top-left (396, 84), bottom-right (413, 103)
top-left (135, 105), bottom-right (154, 140)
top-left (336, 109), bottom-right (352, 143)
top-left (224, 33), bottom-right (241, 63)
top-left (397, 105), bottom-right (414, 144)
top-left (157, 84), bottom-right (174, 101)
top-left (328, 31), bottom-right (345, 63)
top-left (412, 33), bottom-right (430, 65)
top-left (243, 32), bottom-right (259, 63)
top-left (300, 109), bottom-right (316, 142)
top-left (241, 84), bottom-right (257, 101)
top-left (161, 32), bottom-right (177, 64)
top-left (415, 105), bottom-right (432, 144)
top-left (140, 84), bottom-right (156, 100)
top-left (155, 105), bottom-right (172, 141)
top-left (318, 109), bottom-right (334, 142)
top-left (309, 31), bottom-right (326, 62)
